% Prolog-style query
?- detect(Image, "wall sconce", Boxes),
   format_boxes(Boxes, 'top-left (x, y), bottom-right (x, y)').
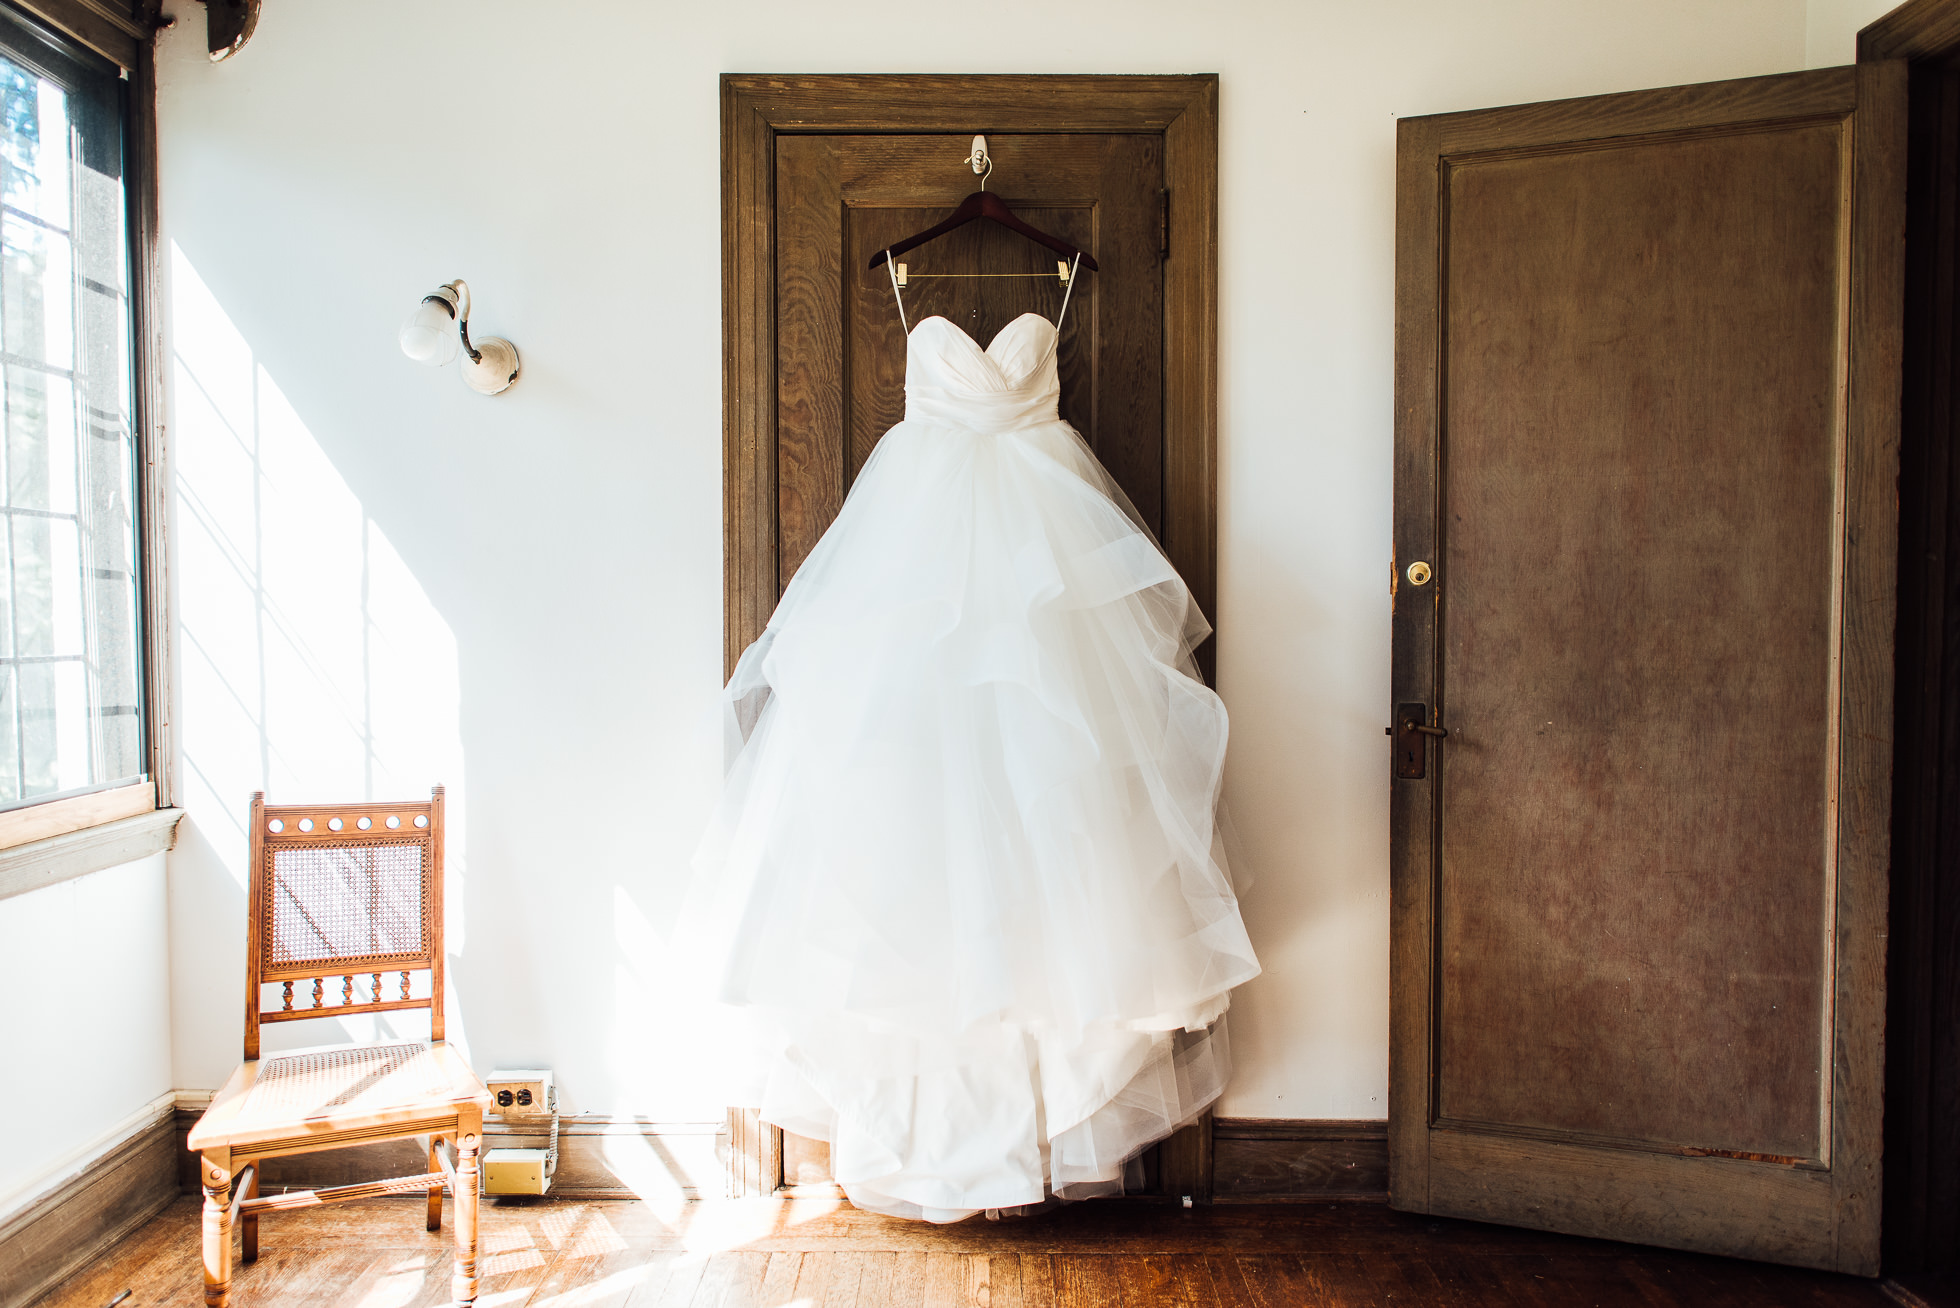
top-left (399, 280), bottom-right (521, 395)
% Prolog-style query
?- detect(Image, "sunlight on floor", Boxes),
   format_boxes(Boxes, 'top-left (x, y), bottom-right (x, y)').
top-left (676, 1197), bottom-right (845, 1258)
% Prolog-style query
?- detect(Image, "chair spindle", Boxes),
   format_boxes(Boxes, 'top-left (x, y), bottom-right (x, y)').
top-left (312, 978), bottom-right (324, 1009)
top-left (343, 975), bottom-right (354, 1005)
top-left (281, 981), bottom-right (293, 1011)
top-left (401, 971), bottom-right (411, 1000)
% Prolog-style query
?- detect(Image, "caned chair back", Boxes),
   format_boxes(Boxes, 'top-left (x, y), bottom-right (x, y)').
top-left (244, 787), bottom-right (445, 1060)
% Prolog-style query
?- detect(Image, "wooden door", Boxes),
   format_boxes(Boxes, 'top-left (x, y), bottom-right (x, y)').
top-left (720, 74), bottom-right (1220, 1198)
top-left (1390, 67), bottom-right (1905, 1273)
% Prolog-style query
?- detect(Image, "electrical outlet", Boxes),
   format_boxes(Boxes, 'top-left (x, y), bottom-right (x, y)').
top-left (484, 1068), bottom-right (558, 1196)
top-left (486, 1068), bottom-right (554, 1119)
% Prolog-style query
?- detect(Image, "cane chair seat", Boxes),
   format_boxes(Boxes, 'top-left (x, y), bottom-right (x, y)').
top-left (190, 1042), bottom-right (487, 1155)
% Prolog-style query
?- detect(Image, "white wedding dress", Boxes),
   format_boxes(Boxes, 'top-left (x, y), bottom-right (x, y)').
top-left (690, 271), bottom-right (1261, 1221)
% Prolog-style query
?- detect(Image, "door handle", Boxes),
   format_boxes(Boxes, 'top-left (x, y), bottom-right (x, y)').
top-left (1386, 703), bottom-right (1447, 779)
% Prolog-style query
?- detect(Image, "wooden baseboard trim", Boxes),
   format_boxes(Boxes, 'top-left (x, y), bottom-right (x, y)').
top-left (752, 1114), bottom-right (1390, 1204)
top-left (167, 1107), bottom-right (1388, 1210)
top-left (0, 1100), bottom-right (179, 1308)
top-left (1212, 1118), bottom-right (1389, 1202)
top-left (173, 1109), bottom-right (727, 1201)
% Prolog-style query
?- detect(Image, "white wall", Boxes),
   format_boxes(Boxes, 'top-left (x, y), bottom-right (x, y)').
top-left (157, 0), bottom-right (1811, 1120)
top-left (0, 855), bottom-right (171, 1214)
top-left (1807, 0), bottom-right (1903, 65)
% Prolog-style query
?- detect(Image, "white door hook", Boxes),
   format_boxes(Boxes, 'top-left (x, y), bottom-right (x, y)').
top-left (968, 134), bottom-right (990, 183)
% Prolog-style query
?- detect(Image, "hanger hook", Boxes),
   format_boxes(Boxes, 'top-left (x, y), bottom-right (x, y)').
top-left (968, 134), bottom-right (992, 189)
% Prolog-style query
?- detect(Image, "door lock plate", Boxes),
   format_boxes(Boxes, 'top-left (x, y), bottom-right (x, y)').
top-left (1389, 702), bottom-right (1443, 779)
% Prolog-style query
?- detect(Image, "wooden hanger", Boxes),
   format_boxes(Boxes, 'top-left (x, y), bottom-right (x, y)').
top-left (868, 189), bottom-right (1099, 273)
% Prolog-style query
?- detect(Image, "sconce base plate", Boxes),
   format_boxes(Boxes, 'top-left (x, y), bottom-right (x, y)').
top-left (462, 337), bottom-right (521, 395)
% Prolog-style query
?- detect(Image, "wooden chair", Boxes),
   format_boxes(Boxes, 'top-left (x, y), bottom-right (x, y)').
top-left (187, 788), bottom-right (491, 1307)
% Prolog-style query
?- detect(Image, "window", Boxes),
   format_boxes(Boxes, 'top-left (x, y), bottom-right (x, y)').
top-left (0, 7), bottom-right (142, 811)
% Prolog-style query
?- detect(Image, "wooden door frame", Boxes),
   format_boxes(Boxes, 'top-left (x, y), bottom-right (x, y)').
top-left (720, 73), bottom-right (1220, 678)
top-left (717, 72), bottom-right (1219, 1198)
top-left (1860, 0), bottom-right (1960, 1282)
top-left (1388, 66), bottom-right (1906, 1274)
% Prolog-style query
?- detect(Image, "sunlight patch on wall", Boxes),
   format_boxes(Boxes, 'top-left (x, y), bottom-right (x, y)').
top-left (171, 241), bottom-right (467, 1053)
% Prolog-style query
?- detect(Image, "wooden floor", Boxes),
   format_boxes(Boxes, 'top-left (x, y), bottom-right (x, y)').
top-left (43, 1195), bottom-right (1901, 1308)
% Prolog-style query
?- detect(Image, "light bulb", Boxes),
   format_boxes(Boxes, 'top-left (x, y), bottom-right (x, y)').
top-left (399, 297), bottom-right (460, 366)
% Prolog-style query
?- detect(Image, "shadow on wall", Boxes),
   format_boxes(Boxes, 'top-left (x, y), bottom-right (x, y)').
top-left (167, 241), bottom-right (470, 1062)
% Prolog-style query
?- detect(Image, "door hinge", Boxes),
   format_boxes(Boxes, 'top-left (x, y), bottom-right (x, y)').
top-left (1159, 189), bottom-right (1169, 259)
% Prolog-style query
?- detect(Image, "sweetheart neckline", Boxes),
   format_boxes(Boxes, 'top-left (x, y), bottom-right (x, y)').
top-left (909, 312), bottom-right (1056, 354)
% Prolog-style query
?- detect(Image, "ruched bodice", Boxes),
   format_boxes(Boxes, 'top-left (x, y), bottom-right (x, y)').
top-left (903, 313), bottom-right (1061, 432)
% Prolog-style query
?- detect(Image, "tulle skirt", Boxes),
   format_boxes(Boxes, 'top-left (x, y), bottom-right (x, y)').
top-left (686, 410), bottom-right (1260, 1220)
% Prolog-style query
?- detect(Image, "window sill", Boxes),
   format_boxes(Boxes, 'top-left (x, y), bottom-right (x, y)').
top-left (0, 807), bottom-right (184, 902)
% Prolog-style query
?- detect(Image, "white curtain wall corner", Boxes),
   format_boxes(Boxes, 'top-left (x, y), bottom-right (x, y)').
top-left (148, 0), bottom-right (1824, 1124)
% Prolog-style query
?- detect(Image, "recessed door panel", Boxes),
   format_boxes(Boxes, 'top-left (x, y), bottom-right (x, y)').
top-left (1437, 123), bottom-right (1842, 1161)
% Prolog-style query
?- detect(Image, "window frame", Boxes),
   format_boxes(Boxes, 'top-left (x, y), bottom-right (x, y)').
top-left (0, 0), bottom-right (171, 860)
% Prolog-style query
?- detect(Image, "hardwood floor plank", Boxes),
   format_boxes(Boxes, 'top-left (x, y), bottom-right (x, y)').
top-left (1238, 1255), bottom-right (1379, 1308)
top-left (350, 1250), bottom-right (457, 1308)
top-left (814, 1251), bottom-right (868, 1308)
top-left (1162, 1256), bottom-right (1225, 1308)
top-left (1428, 1254), bottom-right (1536, 1308)
top-left (921, 1251), bottom-right (968, 1308)
top-left (989, 1254), bottom-right (1026, 1308)
top-left (1493, 1254), bottom-right (1632, 1308)
top-left (964, 1254), bottom-right (996, 1308)
top-left (531, 1249), bottom-right (680, 1308)
top-left (848, 1251), bottom-right (895, 1308)
top-left (1127, 1255), bottom-right (1197, 1308)
top-left (527, 1205), bottom-right (690, 1308)
top-left (639, 1254), bottom-right (707, 1308)
top-left (756, 1252), bottom-right (805, 1307)
top-left (691, 1251), bottom-right (771, 1308)
top-left (786, 1250), bottom-right (836, 1306)
top-left (1223, 1255), bottom-right (1285, 1308)
top-left (1737, 1261), bottom-right (1895, 1307)
top-left (1292, 1253), bottom-right (1386, 1308)
top-left (1019, 1253), bottom-right (1058, 1308)
top-left (888, 1251), bottom-right (931, 1306)
top-left (1613, 1254), bottom-right (1704, 1308)
top-left (1052, 1255), bottom-right (1122, 1308)
top-left (39, 1198), bottom-right (202, 1308)
top-left (1199, 1255), bottom-right (1257, 1308)
top-left (1355, 1246), bottom-right (1451, 1307)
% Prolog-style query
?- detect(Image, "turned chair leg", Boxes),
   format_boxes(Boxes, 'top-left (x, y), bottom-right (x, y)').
top-left (240, 1167), bottom-right (260, 1263)
top-left (200, 1155), bottom-right (233, 1308)
top-left (451, 1130), bottom-right (481, 1306)
top-left (427, 1136), bottom-right (445, 1232)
